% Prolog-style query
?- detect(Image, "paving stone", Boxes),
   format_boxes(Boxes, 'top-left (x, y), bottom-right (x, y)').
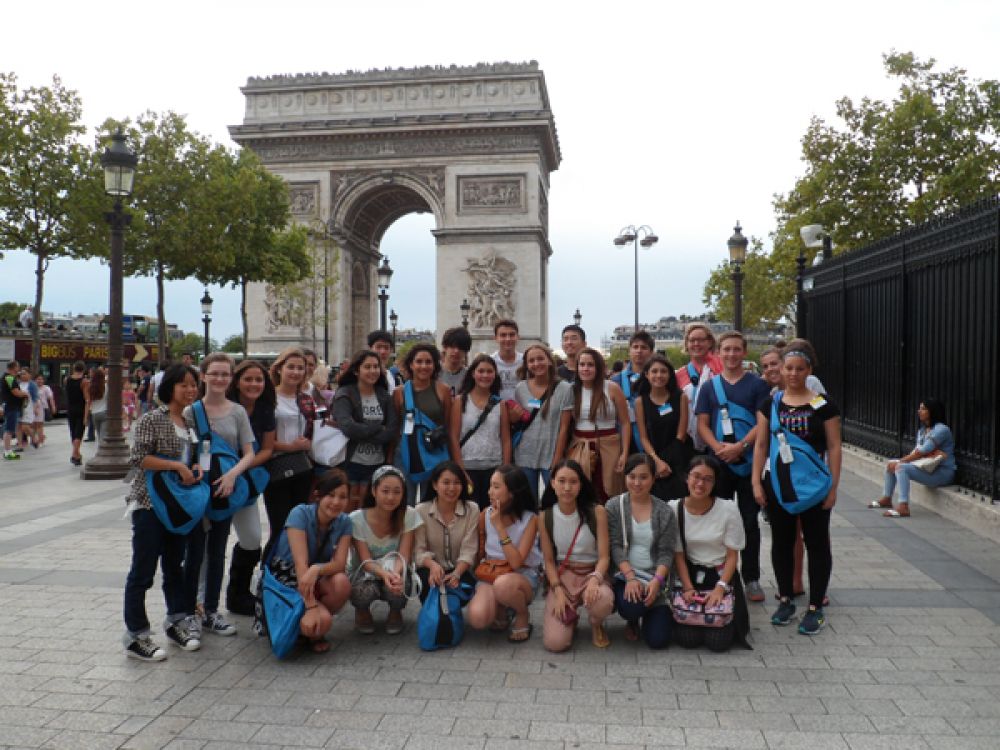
top-left (604, 724), bottom-right (684, 745)
top-left (179, 719), bottom-right (261, 742)
top-left (763, 730), bottom-right (850, 749)
top-left (528, 719), bottom-right (604, 743)
top-left (377, 713), bottom-right (455, 734)
top-left (325, 728), bottom-right (409, 749)
top-left (40, 729), bottom-right (127, 749)
top-left (684, 728), bottom-right (767, 747)
top-left (250, 723), bottom-right (334, 746)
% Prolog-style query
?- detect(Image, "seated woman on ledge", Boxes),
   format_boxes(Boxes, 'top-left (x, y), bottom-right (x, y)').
top-left (871, 398), bottom-right (956, 518)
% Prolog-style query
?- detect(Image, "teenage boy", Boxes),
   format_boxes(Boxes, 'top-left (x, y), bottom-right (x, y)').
top-left (367, 330), bottom-right (400, 393)
top-left (557, 324), bottom-right (586, 382)
top-left (2, 361), bottom-right (27, 460)
top-left (439, 326), bottom-right (471, 396)
top-left (611, 330), bottom-right (655, 451)
top-left (491, 319), bottom-right (522, 400)
top-left (695, 331), bottom-right (770, 602)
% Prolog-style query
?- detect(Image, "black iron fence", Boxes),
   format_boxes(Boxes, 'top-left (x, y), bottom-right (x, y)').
top-left (802, 197), bottom-right (1000, 498)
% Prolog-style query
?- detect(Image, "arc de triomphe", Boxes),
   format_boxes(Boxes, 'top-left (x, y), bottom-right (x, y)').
top-left (229, 62), bottom-right (561, 359)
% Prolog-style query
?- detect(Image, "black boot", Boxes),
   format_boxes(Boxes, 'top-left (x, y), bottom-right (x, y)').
top-left (226, 543), bottom-right (261, 616)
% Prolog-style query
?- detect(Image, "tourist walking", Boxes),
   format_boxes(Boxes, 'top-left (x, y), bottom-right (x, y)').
top-left (33, 374), bottom-right (55, 445)
top-left (64, 361), bottom-right (87, 466)
top-left (2, 360), bottom-right (26, 460)
top-left (88, 366), bottom-right (108, 441)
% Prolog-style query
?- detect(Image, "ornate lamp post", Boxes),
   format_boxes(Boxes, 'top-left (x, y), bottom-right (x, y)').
top-left (613, 225), bottom-right (658, 331)
top-left (377, 256), bottom-right (393, 331)
top-left (200, 289), bottom-right (213, 358)
top-left (82, 131), bottom-right (137, 480)
top-left (727, 221), bottom-right (748, 332)
top-left (573, 308), bottom-right (582, 327)
top-left (389, 308), bottom-right (398, 346)
top-left (460, 298), bottom-right (471, 329)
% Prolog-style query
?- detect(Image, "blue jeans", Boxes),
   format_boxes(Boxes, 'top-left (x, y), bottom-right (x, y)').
top-left (613, 577), bottom-right (672, 649)
top-left (123, 508), bottom-right (187, 638)
top-left (184, 517), bottom-right (232, 614)
top-left (521, 468), bottom-right (550, 505)
top-left (3, 407), bottom-right (18, 438)
top-left (883, 464), bottom-right (956, 503)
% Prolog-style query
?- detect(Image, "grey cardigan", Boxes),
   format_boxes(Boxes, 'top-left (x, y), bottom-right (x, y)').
top-left (605, 492), bottom-right (679, 571)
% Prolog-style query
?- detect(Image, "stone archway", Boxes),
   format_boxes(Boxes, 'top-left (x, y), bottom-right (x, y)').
top-left (230, 62), bottom-right (560, 359)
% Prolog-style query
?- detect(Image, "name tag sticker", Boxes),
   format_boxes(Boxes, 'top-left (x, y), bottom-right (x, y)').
top-left (658, 403), bottom-right (673, 416)
top-left (777, 433), bottom-right (794, 464)
top-left (627, 403), bottom-right (636, 423)
top-left (810, 396), bottom-right (827, 409)
top-left (720, 407), bottom-right (734, 436)
top-left (403, 413), bottom-right (415, 435)
top-left (630, 372), bottom-right (640, 383)
top-left (528, 399), bottom-right (542, 409)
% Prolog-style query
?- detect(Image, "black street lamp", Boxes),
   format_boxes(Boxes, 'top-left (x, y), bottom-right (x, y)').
top-left (613, 225), bottom-right (658, 332)
top-left (727, 221), bottom-right (748, 332)
top-left (573, 308), bottom-right (582, 327)
top-left (200, 289), bottom-right (213, 358)
top-left (377, 256), bottom-right (393, 331)
top-left (460, 298), bottom-right (471, 329)
top-left (389, 308), bottom-right (398, 345)
top-left (82, 131), bottom-right (137, 480)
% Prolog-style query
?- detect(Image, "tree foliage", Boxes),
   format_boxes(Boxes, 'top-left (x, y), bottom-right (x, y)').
top-left (0, 73), bottom-right (88, 372)
top-left (221, 334), bottom-right (244, 354)
top-left (704, 51), bottom-right (1000, 329)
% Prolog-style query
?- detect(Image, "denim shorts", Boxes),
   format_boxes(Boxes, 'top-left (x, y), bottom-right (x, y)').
top-left (3, 408), bottom-right (19, 436)
top-left (344, 461), bottom-right (378, 485)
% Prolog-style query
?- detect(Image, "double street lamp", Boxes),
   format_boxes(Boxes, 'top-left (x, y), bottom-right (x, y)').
top-left (613, 225), bottom-right (658, 332)
top-left (82, 131), bottom-right (137, 480)
top-left (377, 256), bottom-right (393, 331)
top-left (200, 289), bottom-right (213, 358)
top-left (727, 221), bottom-right (749, 332)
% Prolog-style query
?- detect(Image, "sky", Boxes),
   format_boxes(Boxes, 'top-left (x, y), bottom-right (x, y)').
top-left (2, 0), bottom-right (998, 352)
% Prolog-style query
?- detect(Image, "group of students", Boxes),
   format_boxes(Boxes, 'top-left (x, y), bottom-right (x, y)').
top-left (121, 319), bottom-right (850, 662)
top-left (1, 360), bottom-right (56, 460)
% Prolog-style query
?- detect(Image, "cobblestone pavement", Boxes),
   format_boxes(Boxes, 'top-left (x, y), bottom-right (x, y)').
top-left (2, 424), bottom-right (1000, 750)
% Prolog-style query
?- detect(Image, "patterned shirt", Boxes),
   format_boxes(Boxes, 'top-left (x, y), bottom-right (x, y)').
top-left (127, 406), bottom-right (195, 510)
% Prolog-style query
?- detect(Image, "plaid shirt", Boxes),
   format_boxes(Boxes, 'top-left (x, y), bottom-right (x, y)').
top-left (127, 406), bottom-right (193, 510)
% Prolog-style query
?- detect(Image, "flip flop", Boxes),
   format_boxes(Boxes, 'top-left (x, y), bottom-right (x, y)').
top-left (591, 623), bottom-right (610, 649)
top-left (508, 623), bottom-right (533, 643)
top-left (869, 498), bottom-right (892, 508)
top-left (883, 509), bottom-right (910, 518)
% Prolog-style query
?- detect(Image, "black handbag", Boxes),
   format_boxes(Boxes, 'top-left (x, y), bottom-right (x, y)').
top-left (267, 451), bottom-right (313, 482)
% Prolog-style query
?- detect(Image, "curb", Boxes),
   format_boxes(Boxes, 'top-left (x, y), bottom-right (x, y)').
top-left (842, 445), bottom-right (1000, 544)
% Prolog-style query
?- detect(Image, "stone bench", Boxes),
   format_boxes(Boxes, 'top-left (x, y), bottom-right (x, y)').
top-left (842, 444), bottom-right (1000, 544)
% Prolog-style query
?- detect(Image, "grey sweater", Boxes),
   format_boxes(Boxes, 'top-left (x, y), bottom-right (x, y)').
top-left (605, 492), bottom-right (679, 571)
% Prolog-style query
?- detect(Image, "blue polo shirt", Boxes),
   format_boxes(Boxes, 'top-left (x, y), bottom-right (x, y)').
top-left (271, 503), bottom-right (352, 565)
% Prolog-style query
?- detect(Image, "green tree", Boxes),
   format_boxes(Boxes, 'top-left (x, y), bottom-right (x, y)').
top-left (704, 51), bottom-right (1000, 327)
top-left (0, 301), bottom-right (27, 324)
top-left (173, 332), bottom-right (217, 359)
top-left (221, 334), bottom-right (244, 354)
top-left (701, 237), bottom-right (792, 331)
top-left (0, 73), bottom-right (87, 372)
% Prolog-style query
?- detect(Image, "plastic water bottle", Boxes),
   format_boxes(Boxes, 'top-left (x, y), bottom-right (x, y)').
top-left (199, 440), bottom-right (211, 472)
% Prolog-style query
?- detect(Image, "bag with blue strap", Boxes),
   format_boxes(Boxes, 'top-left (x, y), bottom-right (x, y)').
top-left (620, 366), bottom-right (645, 454)
top-left (190, 400), bottom-right (264, 521)
top-left (711, 377), bottom-right (755, 477)
top-left (767, 391), bottom-right (832, 514)
top-left (254, 547), bottom-right (306, 659)
top-left (399, 380), bottom-right (450, 483)
top-left (145, 424), bottom-right (210, 535)
top-left (418, 580), bottom-right (475, 651)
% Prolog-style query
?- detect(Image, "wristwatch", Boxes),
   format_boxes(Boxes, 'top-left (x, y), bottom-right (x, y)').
top-left (715, 581), bottom-right (732, 593)
top-left (741, 441), bottom-right (750, 452)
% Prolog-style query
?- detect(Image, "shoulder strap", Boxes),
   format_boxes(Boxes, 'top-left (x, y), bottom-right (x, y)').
top-left (295, 391), bottom-right (316, 440)
top-left (543, 506), bottom-right (553, 541)
top-left (477, 509), bottom-right (487, 559)
top-left (192, 400), bottom-right (211, 440)
top-left (404, 380), bottom-right (415, 412)
top-left (619, 496), bottom-right (629, 555)
top-left (771, 391), bottom-right (784, 435)
top-left (711, 375), bottom-right (728, 409)
top-left (686, 362), bottom-right (700, 385)
top-left (677, 498), bottom-right (687, 552)
top-left (460, 395), bottom-right (499, 447)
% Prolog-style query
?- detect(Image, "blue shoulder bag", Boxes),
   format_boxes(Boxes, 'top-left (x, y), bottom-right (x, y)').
top-left (191, 400), bottom-right (256, 521)
top-left (145, 441), bottom-right (210, 535)
top-left (767, 391), bottom-right (832, 514)
top-left (259, 553), bottom-right (305, 659)
top-left (711, 376), bottom-right (755, 477)
top-left (620, 368), bottom-right (644, 454)
top-left (418, 580), bottom-right (474, 651)
top-left (399, 381), bottom-right (450, 482)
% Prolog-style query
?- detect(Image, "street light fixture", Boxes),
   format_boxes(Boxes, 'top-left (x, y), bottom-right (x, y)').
top-left (613, 225), bottom-right (658, 332)
top-left (573, 308), bottom-right (582, 327)
top-left (82, 130), bottom-right (137, 480)
top-left (727, 221), bottom-right (749, 332)
top-left (460, 298), bottom-right (471, 329)
top-left (201, 289), bottom-right (214, 358)
top-left (389, 308), bottom-right (398, 345)
top-left (377, 256), bottom-right (393, 331)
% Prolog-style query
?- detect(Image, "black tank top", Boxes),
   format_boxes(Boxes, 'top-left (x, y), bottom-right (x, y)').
top-left (66, 376), bottom-right (85, 412)
top-left (641, 390), bottom-right (682, 454)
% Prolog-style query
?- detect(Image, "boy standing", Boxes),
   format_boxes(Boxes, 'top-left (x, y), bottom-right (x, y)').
top-left (491, 319), bottom-right (522, 400)
top-left (557, 324), bottom-right (586, 383)
top-left (439, 326), bottom-right (471, 396)
top-left (611, 330), bottom-right (655, 451)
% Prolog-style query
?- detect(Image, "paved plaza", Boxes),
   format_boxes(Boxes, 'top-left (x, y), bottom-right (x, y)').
top-left (2, 425), bottom-right (1000, 750)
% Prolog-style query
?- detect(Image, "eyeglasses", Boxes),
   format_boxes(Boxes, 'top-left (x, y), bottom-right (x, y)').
top-left (688, 473), bottom-right (715, 484)
top-left (687, 337), bottom-right (709, 344)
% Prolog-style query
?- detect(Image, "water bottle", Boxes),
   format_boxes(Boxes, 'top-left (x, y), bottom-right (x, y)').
top-left (199, 440), bottom-right (211, 473)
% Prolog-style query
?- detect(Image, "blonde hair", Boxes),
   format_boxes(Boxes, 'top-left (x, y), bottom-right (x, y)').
top-left (269, 347), bottom-right (307, 390)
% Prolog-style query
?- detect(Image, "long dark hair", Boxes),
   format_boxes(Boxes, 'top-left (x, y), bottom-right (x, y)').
top-left (921, 398), bottom-right (947, 428)
top-left (458, 354), bottom-right (500, 412)
top-left (540, 459), bottom-right (596, 520)
top-left (518, 344), bottom-right (558, 419)
top-left (493, 464), bottom-right (536, 520)
top-left (424, 461), bottom-right (472, 508)
top-left (638, 355), bottom-right (677, 398)
top-left (311, 468), bottom-right (349, 502)
top-left (89, 367), bottom-right (106, 401)
top-left (362, 467), bottom-right (408, 535)
top-left (227, 359), bottom-right (276, 409)
top-left (337, 349), bottom-right (388, 391)
top-left (403, 343), bottom-right (442, 381)
top-left (573, 347), bottom-right (609, 422)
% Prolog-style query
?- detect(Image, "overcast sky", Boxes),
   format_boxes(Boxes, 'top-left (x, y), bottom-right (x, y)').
top-left (2, 0), bottom-right (998, 352)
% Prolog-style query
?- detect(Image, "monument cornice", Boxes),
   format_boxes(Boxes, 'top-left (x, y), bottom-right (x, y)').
top-left (244, 61), bottom-right (542, 88)
top-left (431, 226), bottom-right (553, 258)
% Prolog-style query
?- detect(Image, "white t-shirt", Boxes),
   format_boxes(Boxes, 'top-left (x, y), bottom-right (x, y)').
top-left (552, 505), bottom-right (598, 564)
top-left (348, 506), bottom-right (423, 575)
top-left (576, 382), bottom-right (617, 430)
top-left (668, 497), bottom-right (745, 568)
top-left (275, 394), bottom-right (304, 446)
top-left (491, 351), bottom-right (523, 400)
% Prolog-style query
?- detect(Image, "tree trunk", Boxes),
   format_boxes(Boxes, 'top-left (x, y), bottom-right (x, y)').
top-left (156, 261), bottom-right (167, 361)
top-left (30, 252), bottom-right (46, 374)
top-left (240, 278), bottom-right (249, 358)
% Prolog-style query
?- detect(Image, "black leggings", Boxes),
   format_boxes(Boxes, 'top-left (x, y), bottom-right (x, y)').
top-left (262, 472), bottom-right (313, 558)
top-left (768, 492), bottom-right (832, 609)
top-left (715, 470), bottom-right (761, 584)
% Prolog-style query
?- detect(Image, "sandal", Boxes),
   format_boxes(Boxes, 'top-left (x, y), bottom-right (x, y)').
top-left (869, 498), bottom-right (892, 508)
top-left (884, 508), bottom-right (910, 518)
top-left (591, 623), bottom-right (610, 649)
top-left (624, 621), bottom-right (640, 642)
top-left (489, 615), bottom-right (510, 632)
top-left (508, 623), bottom-right (533, 643)
top-left (310, 638), bottom-right (331, 653)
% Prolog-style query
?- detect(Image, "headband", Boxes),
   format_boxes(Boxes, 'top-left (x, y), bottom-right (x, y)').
top-left (782, 350), bottom-right (812, 365)
top-left (371, 465), bottom-right (405, 484)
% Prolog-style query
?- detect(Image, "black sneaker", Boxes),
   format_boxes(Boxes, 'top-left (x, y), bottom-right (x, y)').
top-left (798, 606), bottom-right (826, 635)
top-left (164, 620), bottom-right (201, 651)
top-left (771, 599), bottom-right (796, 626)
top-left (125, 636), bottom-right (167, 662)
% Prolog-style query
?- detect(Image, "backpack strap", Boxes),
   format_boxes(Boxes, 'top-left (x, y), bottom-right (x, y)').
top-left (711, 375), bottom-right (728, 411)
top-left (460, 395), bottom-right (500, 447)
top-left (686, 362), bottom-right (700, 386)
top-left (192, 400), bottom-right (211, 441)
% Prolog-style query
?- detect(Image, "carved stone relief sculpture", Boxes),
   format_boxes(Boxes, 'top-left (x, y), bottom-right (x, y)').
top-left (264, 283), bottom-right (303, 332)
top-left (288, 183), bottom-right (318, 216)
top-left (458, 175), bottom-right (526, 214)
top-left (462, 253), bottom-right (517, 328)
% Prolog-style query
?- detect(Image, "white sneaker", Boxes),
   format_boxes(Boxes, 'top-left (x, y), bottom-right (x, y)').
top-left (202, 611), bottom-right (237, 637)
top-left (164, 619), bottom-right (201, 651)
top-left (125, 635), bottom-right (167, 662)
